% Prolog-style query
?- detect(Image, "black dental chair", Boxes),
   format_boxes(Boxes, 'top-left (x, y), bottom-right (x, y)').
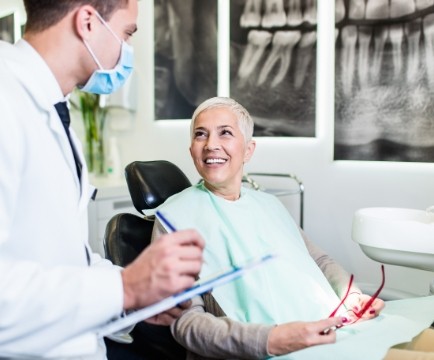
top-left (103, 160), bottom-right (192, 360)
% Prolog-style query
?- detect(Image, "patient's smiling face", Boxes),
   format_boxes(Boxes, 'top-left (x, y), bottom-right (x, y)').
top-left (190, 107), bottom-right (255, 201)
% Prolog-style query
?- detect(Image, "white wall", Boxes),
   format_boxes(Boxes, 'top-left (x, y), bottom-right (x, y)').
top-left (5, 0), bottom-right (434, 295)
top-left (123, 0), bottom-right (434, 296)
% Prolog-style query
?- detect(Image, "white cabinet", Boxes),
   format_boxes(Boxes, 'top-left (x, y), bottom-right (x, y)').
top-left (87, 177), bottom-right (141, 257)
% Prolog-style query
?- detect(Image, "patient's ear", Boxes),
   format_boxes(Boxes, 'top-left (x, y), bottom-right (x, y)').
top-left (244, 140), bottom-right (256, 163)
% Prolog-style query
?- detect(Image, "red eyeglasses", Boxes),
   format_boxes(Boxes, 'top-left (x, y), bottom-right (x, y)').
top-left (328, 264), bottom-right (385, 325)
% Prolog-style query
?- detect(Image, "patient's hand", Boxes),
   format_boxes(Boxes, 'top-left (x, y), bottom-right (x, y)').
top-left (145, 300), bottom-right (192, 326)
top-left (267, 317), bottom-right (344, 355)
top-left (344, 293), bottom-right (385, 322)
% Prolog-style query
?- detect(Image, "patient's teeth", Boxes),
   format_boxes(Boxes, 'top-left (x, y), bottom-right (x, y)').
top-left (390, 0), bottom-right (415, 17)
top-left (405, 20), bottom-right (422, 84)
top-left (262, 0), bottom-right (287, 28)
top-left (237, 30), bottom-right (273, 81)
top-left (294, 32), bottom-right (316, 89)
top-left (240, 0), bottom-right (263, 28)
top-left (287, 0), bottom-right (303, 26)
top-left (416, 0), bottom-right (434, 10)
top-left (349, 0), bottom-right (366, 19)
top-left (303, 0), bottom-right (317, 24)
top-left (340, 26), bottom-right (358, 96)
top-left (423, 14), bottom-right (434, 88)
top-left (335, 0), bottom-right (345, 23)
top-left (257, 31), bottom-right (301, 87)
top-left (357, 27), bottom-right (372, 88)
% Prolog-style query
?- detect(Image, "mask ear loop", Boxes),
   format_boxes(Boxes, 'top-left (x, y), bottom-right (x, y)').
top-left (94, 11), bottom-right (122, 45)
top-left (82, 11), bottom-right (122, 71)
top-left (83, 39), bottom-right (104, 70)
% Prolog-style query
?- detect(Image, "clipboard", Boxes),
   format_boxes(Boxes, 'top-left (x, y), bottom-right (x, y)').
top-left (97, 253), bottom-right (276, 338)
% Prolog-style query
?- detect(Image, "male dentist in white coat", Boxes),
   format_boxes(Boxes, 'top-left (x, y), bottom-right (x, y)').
top-left (0, 0), bottom-right (204, 358)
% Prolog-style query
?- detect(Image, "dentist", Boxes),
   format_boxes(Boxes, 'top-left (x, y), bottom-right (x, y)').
top-left (0, 1), bottom-right (204, 359)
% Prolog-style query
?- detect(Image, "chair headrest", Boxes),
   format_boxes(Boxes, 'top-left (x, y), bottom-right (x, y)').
top-left (125, 160), bottom-right (192, 215)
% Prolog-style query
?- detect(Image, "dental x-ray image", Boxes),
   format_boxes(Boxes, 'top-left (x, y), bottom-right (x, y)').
top-left (335, 0), bottom-right (434, 162)
top-left (0, 13), bottom-right (15, 44)
top-left (230, 0), bottom-right (317, 137)
top-left (154, 0), bottom-right (218, 120)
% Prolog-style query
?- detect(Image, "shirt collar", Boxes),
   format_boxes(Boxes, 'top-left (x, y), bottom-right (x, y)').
top-left (15, 39), bottom-right (65, 105)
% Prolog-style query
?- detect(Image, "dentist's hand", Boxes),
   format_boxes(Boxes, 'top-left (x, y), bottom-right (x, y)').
top-left (267, 317), bottom-right (344, 356)
top-left (121, 229), bottom-right (204, 310)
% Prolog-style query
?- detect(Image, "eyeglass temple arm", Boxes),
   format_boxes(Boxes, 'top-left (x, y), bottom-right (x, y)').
top-left (328, 274), bottom-right (354, 318)
top-left (354, 264), bottom-right (385, 319)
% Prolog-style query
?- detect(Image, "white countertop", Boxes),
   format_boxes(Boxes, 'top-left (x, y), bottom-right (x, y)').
top-left (89, 175), bottom-right (130, 199)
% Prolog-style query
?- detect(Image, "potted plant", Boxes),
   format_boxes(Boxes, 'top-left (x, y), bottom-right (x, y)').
top-left (70, 91), bottom-right (108, 175)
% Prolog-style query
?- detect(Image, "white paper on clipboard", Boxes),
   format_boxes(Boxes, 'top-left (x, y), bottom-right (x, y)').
top-left (97, 254), bottom-right (276, 338)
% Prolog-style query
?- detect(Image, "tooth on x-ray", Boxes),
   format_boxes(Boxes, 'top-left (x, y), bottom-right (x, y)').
top-left (364, 0), bottom-right (389, 83)
top-left (257, 31), bottom-right (301, 88)
top-left (303, 0), bottom-right (317, 24)
top-left (349, 0), bottom-right (366, 19)
top-left (406, 20), bottom-right (422, 84)
top-left (423, 13), bottom-right (434, 88)
top-left (365, 0), bottom-right (389, 20)
top-left (262, 0), bottom-right (287, 28)
top-left (357, 26), bottom-right (372, 89)
top-left (287, 0), bottom-right (303, 26)
top-left (370, 26), bottom-right (389, 83)
top-left (389, 24), bottom-right (405, 79)
top-left (237, 30), bottom-right (273, 80)
top-left (416, 0), bottom-right (434, 11)
top-left (294, 32), bottom-right (316, 89)
top-left (390, 0), bottom-right (416, 17)
top-left (240, 0), bottom-right (263, 28)
top-left (335, 0), bottom-right (345, 23)
top-left (340, 25), bottom-right (358, 97)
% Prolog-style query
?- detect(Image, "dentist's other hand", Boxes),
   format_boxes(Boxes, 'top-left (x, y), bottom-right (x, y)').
top-left (267, 317), bottom-right (344, 356)
top-left (121, 229), bottom-right (204, 310)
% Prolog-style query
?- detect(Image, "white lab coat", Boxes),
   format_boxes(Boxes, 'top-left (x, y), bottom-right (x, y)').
top-left (0, 40), bottom-right (123, 359)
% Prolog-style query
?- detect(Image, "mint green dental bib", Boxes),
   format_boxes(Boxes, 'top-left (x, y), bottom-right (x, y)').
top-left (158, 183), bottom-right (342, 325)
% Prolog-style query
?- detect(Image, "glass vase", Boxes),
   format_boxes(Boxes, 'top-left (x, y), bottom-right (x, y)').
top-left (80, 93), bottom-right (107, 176)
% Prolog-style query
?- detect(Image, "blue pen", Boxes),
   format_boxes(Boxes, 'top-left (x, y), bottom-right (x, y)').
top-left (155, 210), bottom-right (177, 233)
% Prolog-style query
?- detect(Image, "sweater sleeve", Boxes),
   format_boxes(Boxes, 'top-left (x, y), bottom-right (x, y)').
top-left (171, 296), bottom-right (274, 360)
top-left (300, 229), bottom-right (361, 298)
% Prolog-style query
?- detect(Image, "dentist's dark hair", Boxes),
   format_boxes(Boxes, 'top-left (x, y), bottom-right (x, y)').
top-left (23, 0), bottom-right (129, 33)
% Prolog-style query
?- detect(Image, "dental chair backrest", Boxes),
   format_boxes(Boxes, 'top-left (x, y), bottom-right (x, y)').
top-left (103, 160), bottom-right (192, 360)
top-left (125, 160), bottom-right (192, 216)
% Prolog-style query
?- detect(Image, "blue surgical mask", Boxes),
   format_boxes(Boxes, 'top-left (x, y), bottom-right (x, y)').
top-left (79, 12), bottom-right (134, 95)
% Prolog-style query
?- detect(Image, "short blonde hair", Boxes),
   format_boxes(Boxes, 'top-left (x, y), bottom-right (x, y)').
top-left (190, 97), bottom-right (254, 142)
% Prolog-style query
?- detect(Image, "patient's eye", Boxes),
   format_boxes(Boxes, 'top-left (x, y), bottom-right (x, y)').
top-left (194, 130), bottom-right (208, 138)
top-left (220, 128), bottom-right (233, 136)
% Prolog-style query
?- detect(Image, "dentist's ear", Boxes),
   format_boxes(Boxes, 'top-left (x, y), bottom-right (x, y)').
top-left (75, 5), bottom-right (97, 40)
top-left (244, 140), bottom-right (256, 163)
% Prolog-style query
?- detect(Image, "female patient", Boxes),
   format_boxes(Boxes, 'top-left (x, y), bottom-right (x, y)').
top-left (152, 97), bottom-right (384, 359)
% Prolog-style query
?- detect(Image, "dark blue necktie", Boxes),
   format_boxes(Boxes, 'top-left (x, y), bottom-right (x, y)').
top-left (54, 102), bottom-right (82, 181)
top-left (54, 102), bottom-right (90, 265)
